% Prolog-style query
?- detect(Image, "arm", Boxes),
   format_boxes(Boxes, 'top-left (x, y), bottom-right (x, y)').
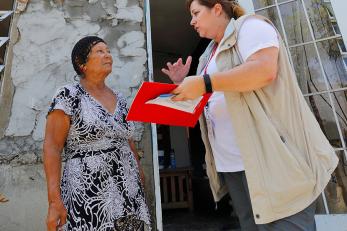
top-left (171, 47), bottom-right (279, 100)
top-left (43, 110), bottom-right (70, 231)
top-left (211, 47), bottom-right (278, 92)
top-left (128, 139), bottom-right (145, 186)
top-left (161, 56), bottom-right (192, 84)
top-left (129, 139), bottom-right (139, 161)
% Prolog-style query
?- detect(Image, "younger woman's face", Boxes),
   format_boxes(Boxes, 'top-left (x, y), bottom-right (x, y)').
top-left (189, 1), bottom-right (221, 39)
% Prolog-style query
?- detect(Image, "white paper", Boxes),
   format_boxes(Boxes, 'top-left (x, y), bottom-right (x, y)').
top-left (145, 94), bottom-right (203, 114)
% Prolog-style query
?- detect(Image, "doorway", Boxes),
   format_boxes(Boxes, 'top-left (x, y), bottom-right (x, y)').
top-left (148, 0), bottom-right (239, 230)
top-left (146, 0), bottom-right (347, 230)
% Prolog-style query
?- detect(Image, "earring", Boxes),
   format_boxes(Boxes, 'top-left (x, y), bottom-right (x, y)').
top-left (80, 65), bottom-right (86, 72)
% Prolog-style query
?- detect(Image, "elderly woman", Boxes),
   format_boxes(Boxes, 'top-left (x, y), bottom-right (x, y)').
top-left (162, 0), bottom-right (338, 230)
top-left (43, 36), bottom-right (151, 231)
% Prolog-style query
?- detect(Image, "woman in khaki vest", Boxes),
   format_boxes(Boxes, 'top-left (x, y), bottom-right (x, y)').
top-left (162, 0), bottom-right (338, 230)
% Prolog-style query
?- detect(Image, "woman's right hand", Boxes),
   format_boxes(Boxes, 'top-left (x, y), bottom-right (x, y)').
top-left (46, 200), bottom-right (67, 231)
top-left (161, 56), bottom-right (192, 84)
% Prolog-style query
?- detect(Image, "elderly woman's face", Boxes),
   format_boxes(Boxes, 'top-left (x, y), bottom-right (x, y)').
top-left (85, 42), bottom-right (113, 76)
top-left (189, 1), bottom-right (220, 39)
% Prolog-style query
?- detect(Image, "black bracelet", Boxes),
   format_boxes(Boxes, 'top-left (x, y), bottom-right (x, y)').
top-left (203, 74), bottom-right (213, 93)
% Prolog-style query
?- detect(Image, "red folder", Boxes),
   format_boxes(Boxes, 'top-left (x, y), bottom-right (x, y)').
top-left (126, 81), bottom-right (211, 127)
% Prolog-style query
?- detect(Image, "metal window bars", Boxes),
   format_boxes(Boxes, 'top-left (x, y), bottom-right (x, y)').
top-left (0, 11), bottom-right (13, 75)
top-left (253, 0), bottom-right (347, 214)
top-left (0, 37), bottom-right (9, 75)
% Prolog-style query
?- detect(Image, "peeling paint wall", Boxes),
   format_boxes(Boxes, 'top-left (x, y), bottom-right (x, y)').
top-left (5, 0), bottom-right (147, 143)
top-left (0, 0), bottom-right (154, 230)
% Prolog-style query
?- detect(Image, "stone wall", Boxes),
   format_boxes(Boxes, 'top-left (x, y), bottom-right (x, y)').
top-left (0, 0), bottom-right (155, 230)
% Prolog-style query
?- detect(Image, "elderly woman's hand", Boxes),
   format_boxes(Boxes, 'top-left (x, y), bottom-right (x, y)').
top-left (46, 199), bottom-right (67, 231)
top-left (161, 56), bottom-right (192, 84)
top-left (171, 75), bottom-right (205, 101)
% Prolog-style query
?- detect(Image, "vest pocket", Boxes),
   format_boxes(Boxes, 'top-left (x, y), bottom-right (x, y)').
top-left (257, 130), bottom-right (316, 213)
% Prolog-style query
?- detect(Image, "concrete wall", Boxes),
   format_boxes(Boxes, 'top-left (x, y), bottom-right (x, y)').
top-left (0, 0), bottom-right (155, 230)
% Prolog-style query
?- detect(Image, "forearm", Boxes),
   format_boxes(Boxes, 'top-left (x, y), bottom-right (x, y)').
top-left (129, 139), bottom-right (140, 162)
top-left (211, 59), bottom-right (277, 92)
top-left (43, 148), bottom-right (62, 203)
top-left (128, 139), bottom-right (145, 185)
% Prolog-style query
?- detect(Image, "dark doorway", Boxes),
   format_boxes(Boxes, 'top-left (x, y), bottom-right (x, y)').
top-left (149, 1), bottom-right (239, 230)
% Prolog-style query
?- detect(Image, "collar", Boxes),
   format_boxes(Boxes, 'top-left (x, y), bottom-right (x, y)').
top-left (218, 18), bottom-right (237, 52)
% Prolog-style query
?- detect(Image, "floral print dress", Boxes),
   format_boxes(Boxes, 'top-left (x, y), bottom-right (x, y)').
top-left (48, 83), bottom-right (151, 231)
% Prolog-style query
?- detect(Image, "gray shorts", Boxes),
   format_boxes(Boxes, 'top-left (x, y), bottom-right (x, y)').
top-left (222, 171), bottom-right (317, 231)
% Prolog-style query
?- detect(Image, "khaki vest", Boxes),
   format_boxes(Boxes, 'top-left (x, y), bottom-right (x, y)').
top-left (197, 14), bottom-right (339, 224)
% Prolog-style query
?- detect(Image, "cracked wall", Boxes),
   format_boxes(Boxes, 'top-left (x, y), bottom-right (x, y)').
top-left (1, 0), bottom-right (147, 162)
top-left (5, 0), bottom-right (146, 143)
top-left (0, 0), bottom-right (153, 230)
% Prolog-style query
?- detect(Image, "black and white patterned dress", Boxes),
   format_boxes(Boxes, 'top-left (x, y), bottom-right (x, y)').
top-left (48, 83), bottom-right (151, 231)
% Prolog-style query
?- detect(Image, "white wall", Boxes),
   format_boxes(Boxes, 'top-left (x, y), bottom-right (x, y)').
top-left (240, 0), bottom-right (255, 14)
top-left (5, 0), bottom-right (146, 140)
top-left (330, 0), bottom-right (347, 48)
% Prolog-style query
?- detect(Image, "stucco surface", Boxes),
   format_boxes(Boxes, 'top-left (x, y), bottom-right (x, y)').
top-left (0, 1), bottom-right (150, 230)
top-left (2, 0), bottom-right (146, 156)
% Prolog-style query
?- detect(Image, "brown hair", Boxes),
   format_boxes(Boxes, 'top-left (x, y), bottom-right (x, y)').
top-left (186, 0), bottom-right (245, 19)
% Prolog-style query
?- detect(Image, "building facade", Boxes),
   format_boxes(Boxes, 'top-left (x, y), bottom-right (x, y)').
top-left (0, 0), bottom-right (346, 230)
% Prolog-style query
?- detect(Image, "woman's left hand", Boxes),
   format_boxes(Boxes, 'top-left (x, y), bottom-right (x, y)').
top-left (139, 166), bottom-right (145, 187)
top-left (171, 75), bottom-right (205, 101)
top-left (128, 139), bottom-right (146, 187)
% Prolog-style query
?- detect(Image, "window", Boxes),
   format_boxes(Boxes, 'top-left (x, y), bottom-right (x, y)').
top-left (323, 1), bottom-right (335, 20)
top-left (0, 1), bottom-right (15, 88)
top-left (338, 39), bottom-right (346, 53)
top-left (0, 12), bottom-right (11, 74)
top-left (252, 0), bottom-right (347, 215)
top-left (332, 22), bottom-right (341, 35)
top-left (343, 55), bottom-right (347, 72)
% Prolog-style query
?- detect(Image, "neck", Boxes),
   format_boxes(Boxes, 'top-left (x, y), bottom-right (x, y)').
top-left (214, 18), bottom-right (230, 44)
top-left (80, 76), bottom-right (106, 92)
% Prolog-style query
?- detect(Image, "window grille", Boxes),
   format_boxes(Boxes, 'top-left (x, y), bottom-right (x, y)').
top-left (252, 0), bottom-right (347, 214)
